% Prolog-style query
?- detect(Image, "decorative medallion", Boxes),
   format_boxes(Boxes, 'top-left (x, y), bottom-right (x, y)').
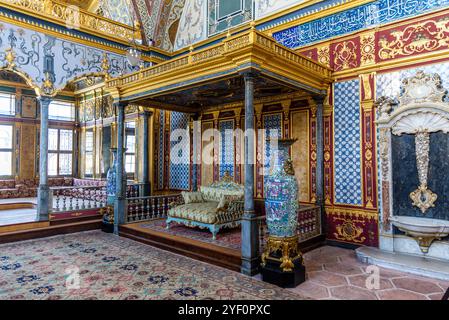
top-left (333, 41), bottom-right (358, 71)
top-left (360, 32), bottom-right (376, 66)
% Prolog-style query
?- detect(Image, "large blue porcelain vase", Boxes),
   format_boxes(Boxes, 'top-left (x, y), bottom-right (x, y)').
top-left (264, 139), bottom-right (299, 238)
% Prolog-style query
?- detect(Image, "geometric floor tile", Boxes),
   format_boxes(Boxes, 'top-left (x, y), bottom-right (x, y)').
top-left (288, 246), bottom-right (449, 300)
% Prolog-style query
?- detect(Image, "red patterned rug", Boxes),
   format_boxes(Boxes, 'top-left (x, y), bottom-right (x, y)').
top-left (139, 219), bottom-right (242, 251)
top-left (0, 231), bottom-right (307, 300)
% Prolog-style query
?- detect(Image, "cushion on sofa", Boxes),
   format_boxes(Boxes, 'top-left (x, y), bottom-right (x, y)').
top-left (0, 180), bottom-right (16, 189)
top-left (168, 202), bottom-right (220, 224)
top-left (181, 191), bottom-right (204, 204)
top-left (200, 186), bottom-right (244, 202)
top-left (217, 194), bottom-right (243, 209)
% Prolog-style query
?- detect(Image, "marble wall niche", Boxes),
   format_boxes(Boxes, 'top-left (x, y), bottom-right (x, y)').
top-left (392, 132), bottom-right (449, 222)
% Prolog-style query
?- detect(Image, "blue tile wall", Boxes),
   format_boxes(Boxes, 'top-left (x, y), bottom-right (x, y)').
top-left (263, 113), bottom-right (283, 174)
top-left (219, 120), bottom-right (235, 178)
top-left (334, 79), bottom-right (363, 205)
top-left (273, 0), bottom-right (449, 49)
top-left (169, 112), bottom-right (191, 190)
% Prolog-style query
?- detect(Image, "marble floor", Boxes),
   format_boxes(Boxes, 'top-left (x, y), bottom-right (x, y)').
top-left (287, 246), bottom-right (449, 300)
top-left (0, 198), bottom-right (38, 226)
top-left (0, 197), bottom-right (99, 226)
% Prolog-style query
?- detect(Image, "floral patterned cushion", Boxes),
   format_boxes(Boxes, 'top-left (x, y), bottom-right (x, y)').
top-left (181, 191), bottom-right (204, 204)
top-left (200, 186), bottom-right (244, 202)
top-left (217, 194), bottom-right (243, 209)
top-left (168, 202), bottom-right (220, 224)
top-left (0, 180), bottom-right (15, 189)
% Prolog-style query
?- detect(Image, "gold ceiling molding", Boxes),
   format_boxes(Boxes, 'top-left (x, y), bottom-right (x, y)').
top-left (2, 0), bottom-right (139, 46)
top-left (106, 29), bottom-right (332, 102)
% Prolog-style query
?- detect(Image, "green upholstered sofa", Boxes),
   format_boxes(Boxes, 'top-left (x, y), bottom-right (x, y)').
top-left (166, 175), bottom-right (244, 239)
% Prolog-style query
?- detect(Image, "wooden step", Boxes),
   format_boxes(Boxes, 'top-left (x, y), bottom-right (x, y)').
top-left (0, 219), bottom-right (102, 244)
top-left (120, 224), bottom-right (242, 272)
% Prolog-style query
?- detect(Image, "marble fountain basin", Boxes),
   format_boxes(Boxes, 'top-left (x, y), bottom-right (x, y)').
top-left (390, 216), bottom-right (449, 253)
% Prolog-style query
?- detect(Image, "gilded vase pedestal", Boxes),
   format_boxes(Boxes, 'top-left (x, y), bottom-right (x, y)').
top-left (261, 139), bottom-right (306, 288)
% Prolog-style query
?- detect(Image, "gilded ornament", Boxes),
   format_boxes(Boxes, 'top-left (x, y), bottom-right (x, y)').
top-left (409, 132), bottom-right (437, 214)
top-left (317, 45), bottom-right (330, 67)
top-left (5, 48), bottom-right (16, 68)
top-left (41, 72), bottom-right (55, 96)
top-left (334, 218), bottom-right (366, 243)
top-left (378, 20), bottom-right (449, 61)
top-left (360, 32), bottom-right (376, 66)
top-left (261, 235), bottom-right (302, 272)
top-left (101, 53), bottom-right (110, 77)
top-left (333, 41), bottom-right (358, 70)
top-left (365, 149), bottom-right (372, 161)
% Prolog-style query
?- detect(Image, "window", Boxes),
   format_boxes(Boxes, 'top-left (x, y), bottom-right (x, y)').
top-left (0, 125), bottom-right (13, 176)
top-left (49, 100), bottom-right (75, 121)
top-left (85, 130), bottom-right (94, 176)
top-left (0, 92), bottom-right (15, 116)
top-left (218, 0), bottom-right (242, 20)
top-left (125, 121), bottom-right (136, 175)
top-left (48, 128), bottom-right (73, 176)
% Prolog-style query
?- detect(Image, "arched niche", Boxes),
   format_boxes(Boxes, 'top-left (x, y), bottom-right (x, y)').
top-left (376, 71), bottom-right (449, 257)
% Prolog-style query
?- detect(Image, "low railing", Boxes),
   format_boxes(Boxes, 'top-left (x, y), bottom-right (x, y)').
top-left (126, 183), bottom-right (147, 199)
top-left (257, 205), bottom-right (322, 250)
top-left (51, 186), bottom-right (107, 212)
top-left (126, 194), bottom-right (182, 223)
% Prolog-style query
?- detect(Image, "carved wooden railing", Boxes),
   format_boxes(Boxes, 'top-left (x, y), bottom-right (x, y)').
top-left (2, 0), bottom-right (138, 44)
top-left (126, 183), bottom-right (148, 199)
top-left (51, 186), bottom-right (107, 212)
top-left (126, 194), bottom-right (182, 223)
top-left (51, 182), bottom-right (147, 212)
top-left (258, 205), bottom-right (322, 251)
top-left (106, 28), bottom-right (332, 89)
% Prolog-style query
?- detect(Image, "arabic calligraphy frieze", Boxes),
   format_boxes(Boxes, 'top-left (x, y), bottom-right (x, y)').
top-left (273, 0), bottom-right (449, 49)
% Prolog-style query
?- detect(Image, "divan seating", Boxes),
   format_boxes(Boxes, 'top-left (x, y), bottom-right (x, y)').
top-left (166, 173), bottom-right (244, 239)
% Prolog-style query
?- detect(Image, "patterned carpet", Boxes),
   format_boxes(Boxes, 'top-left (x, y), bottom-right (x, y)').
top-left (140, 219), bottom-right (242, 250)
top-left (0, 231), bottom-right (306, 300)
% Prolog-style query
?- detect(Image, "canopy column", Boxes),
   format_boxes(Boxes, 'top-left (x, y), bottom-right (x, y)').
top-left (241, 72), bottom-right (260, 276)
